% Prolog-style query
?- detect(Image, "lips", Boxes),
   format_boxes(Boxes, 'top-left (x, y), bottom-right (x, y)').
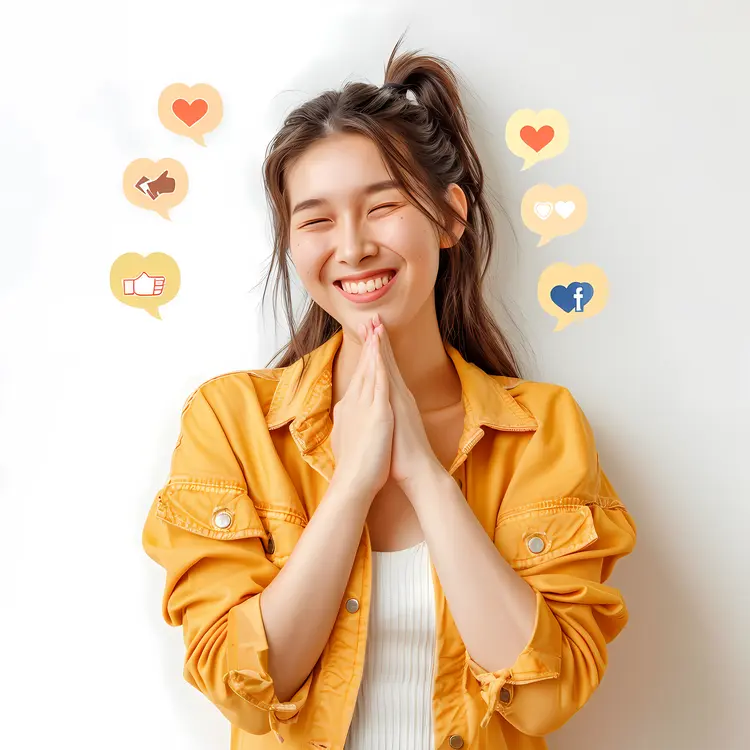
top-left (334, 270), bottom-right (398, 304)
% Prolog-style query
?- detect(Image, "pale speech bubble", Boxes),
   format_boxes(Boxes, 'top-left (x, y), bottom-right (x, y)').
top-left (521, 184), bottom-right (588, 246)
top-left (110, 252), bottom-right (181, 319)
top-left (505, 109), bottom-right (569, 170)
top-left (123, 158), bottom-right (188, 221)
top-left (158, 83), bottom-right (223, 146)
top-left (538, 262), bottom-right (609, 332)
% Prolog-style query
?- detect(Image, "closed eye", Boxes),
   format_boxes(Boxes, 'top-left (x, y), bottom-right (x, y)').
top-left (300, 204), bottom-right (399, 228)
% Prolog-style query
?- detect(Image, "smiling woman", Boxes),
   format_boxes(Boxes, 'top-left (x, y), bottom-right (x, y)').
top-left (142, 28), bottom-right (637, 750)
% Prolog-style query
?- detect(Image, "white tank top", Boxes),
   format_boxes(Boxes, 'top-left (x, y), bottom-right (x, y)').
top-left (344, 540), bottom-right (437, 750)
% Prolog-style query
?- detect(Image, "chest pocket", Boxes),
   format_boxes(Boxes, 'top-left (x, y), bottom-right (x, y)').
top-left (155, 480), bottom-right (307, 569)
top-left (155, 480), bottom-right (270, 543)
top-left (495, 501), bottom-right (599, 571)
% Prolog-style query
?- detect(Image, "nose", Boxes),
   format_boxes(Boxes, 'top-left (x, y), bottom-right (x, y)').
top-left (334, 217), bottom-right (380, 267)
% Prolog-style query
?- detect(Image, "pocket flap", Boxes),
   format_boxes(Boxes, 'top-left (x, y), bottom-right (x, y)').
top-left (155, 479), bottom-right (269, 542)
top-left (495, 502), bottom-right (598, 571)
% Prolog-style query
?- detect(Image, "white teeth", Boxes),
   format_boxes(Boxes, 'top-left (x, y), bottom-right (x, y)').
top-left (341, 273), bottom-right (394, 294)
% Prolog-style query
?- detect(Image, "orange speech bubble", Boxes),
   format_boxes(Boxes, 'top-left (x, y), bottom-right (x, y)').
top-left (158, 83), bottom-right (223, 146)
top-left (122, 158), bottom-right (188, 221)
top-left (521, 184), bottom-right (588, 246)
top-left (110, 252), bottom-right (181, 319)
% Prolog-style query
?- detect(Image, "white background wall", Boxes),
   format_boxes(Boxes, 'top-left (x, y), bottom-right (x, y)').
top-left (2, 1), bottom-right (748, 748)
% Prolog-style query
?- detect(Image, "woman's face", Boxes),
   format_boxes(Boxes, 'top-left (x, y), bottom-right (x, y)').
top-left (287, 132), bottom-right (463, 336)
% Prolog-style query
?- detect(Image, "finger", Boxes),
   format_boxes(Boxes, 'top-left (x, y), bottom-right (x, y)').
top-left (349, 323), bottom-right (372, 398)
top-left (378, 325), bottom-right (405, 384)
top-left (373, 327), bottom-right (389, 402)
top-left (375, 325), bottom-right (396, 378)
top-left (360, 332), bottom-right (377, 404)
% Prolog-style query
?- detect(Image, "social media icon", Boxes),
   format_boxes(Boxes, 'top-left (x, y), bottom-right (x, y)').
top-left (538, 263), bottom-right (609, 331)
top-left (123, 158), bottom-right (188, 220)
top-left (550, 282), bottom-right (594, 313)
top-left (111, 253), bottom-right (180, 319)
top-left (134, 170), bottom-right (176, 201)
top-left (158, 83), bottom-right (223, 146)
top-left (505, 109), bottom-right (570, 170)
top-left (122, 271), bottom-right (166, 296)
top-left (522, 184), bottom-right (588, 246)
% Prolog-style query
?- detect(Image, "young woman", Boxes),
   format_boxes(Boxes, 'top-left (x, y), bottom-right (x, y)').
top-left (143, 34), bottom-right (637, 750)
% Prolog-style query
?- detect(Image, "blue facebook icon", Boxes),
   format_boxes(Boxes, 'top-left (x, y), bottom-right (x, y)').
top-left (550, 282), bottom-right (594, 313)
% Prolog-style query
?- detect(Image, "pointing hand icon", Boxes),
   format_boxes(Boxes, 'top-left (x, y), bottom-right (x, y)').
top-left (122, 271), bottom-right (166, 296)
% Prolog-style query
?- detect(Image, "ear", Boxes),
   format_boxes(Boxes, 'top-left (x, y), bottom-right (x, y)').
top-left (438, 183), bottom-right (469, 249)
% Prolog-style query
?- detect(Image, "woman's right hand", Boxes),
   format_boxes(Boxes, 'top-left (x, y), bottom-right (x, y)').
top-left (330, 320), bottom-right (394, 500)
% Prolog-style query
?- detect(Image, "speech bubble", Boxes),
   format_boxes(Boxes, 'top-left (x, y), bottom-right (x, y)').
top-left (110, 252), bottom-right (181, 319)
top-left (122, 158), bottom-right (188, 221)
top-left (505, 109), bottom-right (569, 170)
top-left (538, 262), bottom-right (609, 332)
top-left (158, 83), bottom-right (223, 146)
top-left (521, 184), bottom-right (588, 246)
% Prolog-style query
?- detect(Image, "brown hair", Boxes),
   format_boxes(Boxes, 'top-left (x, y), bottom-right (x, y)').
top-left (253, 31), bottom-right (530, 397)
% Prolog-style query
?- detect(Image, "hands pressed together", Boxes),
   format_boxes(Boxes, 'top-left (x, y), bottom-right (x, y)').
top-left (330, 313), bottom-right (445, 498)
top-left (368, 313), bottom-right (444, 491)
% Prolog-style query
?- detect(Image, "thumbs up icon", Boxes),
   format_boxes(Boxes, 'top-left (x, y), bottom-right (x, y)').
top-left (122, 271), bottom-right (166, 296)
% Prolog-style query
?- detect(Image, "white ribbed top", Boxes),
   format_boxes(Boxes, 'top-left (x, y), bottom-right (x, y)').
top-left (344, 540), bottom-right (436, 750)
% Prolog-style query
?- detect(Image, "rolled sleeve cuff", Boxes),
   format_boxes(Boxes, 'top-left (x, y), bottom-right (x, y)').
top-left (224, 593), bottom-right (313, 743)
top-left (466, 589), bottom-right (562, 727)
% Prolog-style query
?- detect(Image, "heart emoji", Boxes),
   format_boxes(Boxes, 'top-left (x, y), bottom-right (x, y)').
top-left (533, 202), bottom-right (553, 220)
top-left (172, 98), bottom-right (208, 127)
top-left (520, 125), bottom-right (555, 152)
top-left (554, 201), bottom-right (576, 219)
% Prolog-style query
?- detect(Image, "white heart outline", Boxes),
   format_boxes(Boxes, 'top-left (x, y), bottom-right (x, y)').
top-left (533, 202), bottom-right (554, 220)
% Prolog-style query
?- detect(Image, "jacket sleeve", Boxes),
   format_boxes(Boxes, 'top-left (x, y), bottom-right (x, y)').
top-left (465, 386), bottom-right (638, 737)
top-left (141, 384), bottom-right (313, 743)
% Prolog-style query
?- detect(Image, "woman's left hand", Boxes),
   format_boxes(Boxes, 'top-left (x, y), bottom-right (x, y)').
top-left (366, 314), bottom-right (443, 494)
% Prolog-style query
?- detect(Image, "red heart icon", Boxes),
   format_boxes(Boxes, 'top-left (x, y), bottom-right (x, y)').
top-left (520, 125), bottom-right (555, 152)
top-left (172, 98), bottom-right (208, 127)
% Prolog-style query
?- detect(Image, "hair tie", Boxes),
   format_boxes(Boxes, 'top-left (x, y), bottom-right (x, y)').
top-left (383, 82), bottom-right (420, 105)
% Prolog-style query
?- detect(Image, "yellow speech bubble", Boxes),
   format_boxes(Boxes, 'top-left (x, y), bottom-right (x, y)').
top-left (538, 263), bottom-right (609, 332)
top-left (122, 158), bottom-right (188, 221)
top-left (110, 252), bottom-right (181, 319)
top-left (505, 109), bottom-right (569, 170)
top-left (158, 83), bottom-right (223, 146)
top-left (521, 184), bottom-right (588, 246)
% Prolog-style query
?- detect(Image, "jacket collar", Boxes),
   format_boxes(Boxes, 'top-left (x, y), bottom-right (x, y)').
top-left (266, 328), bottom-right (537, 459)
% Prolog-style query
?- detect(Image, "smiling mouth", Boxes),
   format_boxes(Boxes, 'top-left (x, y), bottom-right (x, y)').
top-left (333, 271), bottom-right (398, 292)
top-left (333, 270), bottom-right (399, 302)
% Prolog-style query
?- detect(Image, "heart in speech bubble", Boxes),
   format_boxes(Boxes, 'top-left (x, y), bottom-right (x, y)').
top-left (172, 98), bottom-right (208, 127)
top-left (520, 125), bottom-right (555, 152)
top-left (554, 201), bottom-right (576, 219)
top-left (534, 202), bottom-right (553, 220)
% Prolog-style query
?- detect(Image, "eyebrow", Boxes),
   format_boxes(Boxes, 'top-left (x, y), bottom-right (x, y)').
top-left (291, 180), bottom-right (399, 216)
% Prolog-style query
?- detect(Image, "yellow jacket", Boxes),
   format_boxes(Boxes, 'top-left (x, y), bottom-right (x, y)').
top-left (142, 328), bottom-right (637, 750)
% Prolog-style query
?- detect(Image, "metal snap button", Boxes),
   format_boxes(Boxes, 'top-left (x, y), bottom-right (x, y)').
top-left (500, 687), bottom-right (511, 703)
top-left (449, 735), bottom-right (464, 749)
top-left (527, 535), bottom-right (545, 554)
top-left (345, 598), bottom-right (360, 613)
top-left (212, 509), bottom-right (233, 529)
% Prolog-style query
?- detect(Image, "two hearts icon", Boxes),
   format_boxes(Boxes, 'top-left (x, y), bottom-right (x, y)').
top-left (534, 201), bottom-right (576, 220)
top-left (172, 98), bottom-right (208, 127)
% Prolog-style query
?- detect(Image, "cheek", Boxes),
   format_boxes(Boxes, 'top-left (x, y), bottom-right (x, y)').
top-left (291, 242), bottom-right (325, 284)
